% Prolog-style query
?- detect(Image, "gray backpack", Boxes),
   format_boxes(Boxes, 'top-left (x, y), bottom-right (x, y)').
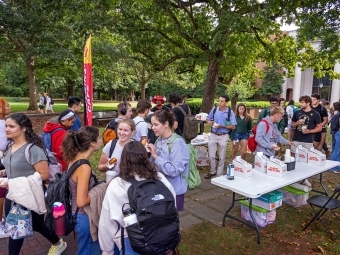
top-left (175, 105), bottom-right (199, 143)
top-left (25, 143), bottom-right (61, 183)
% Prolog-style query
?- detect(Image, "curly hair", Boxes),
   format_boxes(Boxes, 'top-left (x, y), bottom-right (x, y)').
top-left (119, 141), bottom-right (159, 181)
top-left (62, 126), bottom-right (99, 162)
top-left (153, 110), bottom-right (176, 129)
top-left (5, 113), bottom-right (45, 152)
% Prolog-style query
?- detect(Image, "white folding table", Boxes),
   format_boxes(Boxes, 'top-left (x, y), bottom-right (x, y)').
top-left (211, 160), bottom-right (340, 244)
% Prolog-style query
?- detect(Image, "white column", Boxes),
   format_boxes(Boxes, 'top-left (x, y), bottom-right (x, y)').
top-left (330, 61), bottom-right (340, 106)
top-left (293, 63), bottom-right (302, 102)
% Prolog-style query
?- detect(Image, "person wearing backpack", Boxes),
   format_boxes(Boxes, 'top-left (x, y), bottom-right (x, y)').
top-left (98, 119), bottom-right (136, 178)
top-left (204, 94), bottom-right (236, 179)
top-left (99, 141), bottom-right (177, 255)
top-left (147, 110), bottom-right (189, 211)
top-left (255, 106), bottom-right (294, 158)
top-left (1, 113), bottom-right (66, 255)
top-left (68, 96), bottom-right (82, 131)
top-left (132, 99), bottom-right (151, 142)
top-left (42, 109), bottom-right (76, 171)
top-left (62, 126), bottom-right (102, 255)
top-left (169, 92), bottom-right (189, 137)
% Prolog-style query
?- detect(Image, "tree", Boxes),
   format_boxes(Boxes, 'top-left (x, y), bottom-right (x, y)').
top-left (259, 62), bottom-right (284, 96)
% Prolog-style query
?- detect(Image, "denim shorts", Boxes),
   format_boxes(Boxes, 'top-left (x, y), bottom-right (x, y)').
top-left (233, 132), bottom-right (249, 141)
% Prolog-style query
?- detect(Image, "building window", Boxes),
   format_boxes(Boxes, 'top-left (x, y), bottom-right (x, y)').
top-left (312, 73), bottom-right (332, 101)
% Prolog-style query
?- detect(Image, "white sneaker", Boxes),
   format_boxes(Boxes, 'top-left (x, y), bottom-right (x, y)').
top-left (303, 179), bottom-right (312, 187)
top-left (48, 238), bottom-right (67, 255)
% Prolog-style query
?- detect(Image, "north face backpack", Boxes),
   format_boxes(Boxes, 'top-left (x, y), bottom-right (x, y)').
top-left (41, 128), bottom-right (63, 152)
top-left (122, 177), bottom-right (180, 255)
top-left (102, 119), bottom-right (119, 145)
top-left (175, 105), bottom-right (199, 143)
top-left (248, 119), bottom-right (270, 152)
top-left (25, 143), bottom-right (61, 183)
top-left (157, 134), bottom-right (201, 189)
top-left (44, 159), bottom-right (91, 236)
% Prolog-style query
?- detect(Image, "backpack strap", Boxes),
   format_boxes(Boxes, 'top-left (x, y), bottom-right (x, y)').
top-left (109, 139), bottom-right (118, 158)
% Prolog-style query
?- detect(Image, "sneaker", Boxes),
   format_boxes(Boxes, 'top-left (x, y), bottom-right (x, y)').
top-left (48, 239), bottom-right (67, 255)
top-left (203, 173), bottom-right (216, 179)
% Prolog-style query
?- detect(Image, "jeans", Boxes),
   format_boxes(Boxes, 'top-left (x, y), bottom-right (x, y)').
top-left (74, 213), bottom-right (101, 255)
top-left (120, 238), bottom-right (140, 255)
top-left (330, 131), bottom-right (340, 172)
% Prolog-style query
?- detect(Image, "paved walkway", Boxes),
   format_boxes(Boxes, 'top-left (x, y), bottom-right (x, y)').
top-left (0, 175), bottom-right (232, 255)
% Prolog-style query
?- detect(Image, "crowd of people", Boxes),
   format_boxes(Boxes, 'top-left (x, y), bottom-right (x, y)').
top-left (0, 92), bottom-right (339, 255)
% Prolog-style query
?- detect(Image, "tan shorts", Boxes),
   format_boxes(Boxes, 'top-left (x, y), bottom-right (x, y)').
top-left (291, 141), bottom-right (314, 153)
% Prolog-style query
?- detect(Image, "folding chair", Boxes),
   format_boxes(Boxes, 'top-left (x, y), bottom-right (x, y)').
top-left (303, 185), bottom-right (340, 239)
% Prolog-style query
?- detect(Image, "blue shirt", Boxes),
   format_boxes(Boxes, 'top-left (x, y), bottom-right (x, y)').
top-left (207, 107), bottom-right (237, 134)
top-left (70, 115), bottom-right (81, 131)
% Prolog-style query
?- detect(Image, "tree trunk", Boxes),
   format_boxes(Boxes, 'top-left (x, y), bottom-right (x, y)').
top-left (201, 57), bottom-right (222, 113)
top-left (141, 82), bottom-right (146, 99)
top-left (26, 57), bottom-right (38, 111)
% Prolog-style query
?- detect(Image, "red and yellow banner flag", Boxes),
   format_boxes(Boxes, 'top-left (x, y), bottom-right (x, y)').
top-left (83, 34), bottom-right (93, 126)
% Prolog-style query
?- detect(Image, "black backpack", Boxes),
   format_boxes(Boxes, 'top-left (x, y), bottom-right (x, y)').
top-left (330, 113), bottom-right (340, 132)
top-left (44, 159), bottom-right (91, 236)
top-left (122, 178), bottom-right (180, 255)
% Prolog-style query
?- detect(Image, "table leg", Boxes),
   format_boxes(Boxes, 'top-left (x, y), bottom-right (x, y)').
top-left (222, 192), bottom-right (261, 244)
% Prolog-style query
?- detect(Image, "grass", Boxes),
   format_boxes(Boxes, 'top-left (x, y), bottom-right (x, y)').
top-left (3, 97), bottom-right (138, 112)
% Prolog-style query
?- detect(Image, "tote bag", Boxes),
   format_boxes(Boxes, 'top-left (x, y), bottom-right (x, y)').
top-left (4, 203), bottom-right (33, 239)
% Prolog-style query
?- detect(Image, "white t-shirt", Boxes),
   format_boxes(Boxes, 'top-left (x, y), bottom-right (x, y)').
top-left (132, 116), bottom-right (148, 142)
top-left (102, 140), bottom-right (124, 174)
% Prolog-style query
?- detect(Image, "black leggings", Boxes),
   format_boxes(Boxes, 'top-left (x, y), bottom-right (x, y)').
top-left (5, 198), bottom-right (60, 255)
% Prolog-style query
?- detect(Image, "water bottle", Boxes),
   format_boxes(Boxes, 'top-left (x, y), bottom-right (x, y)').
top-left (227, 164), bottom-right (234, 180)
top-left (123, 207), bottom-right (138, 227)
top-left (295, 147), bottom-right (299, 162)
top-left (53, 202), bottom-right (66, 236)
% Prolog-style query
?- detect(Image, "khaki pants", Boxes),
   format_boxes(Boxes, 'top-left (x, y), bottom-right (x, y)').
top-left (208, 133), bottom-right (229, 176)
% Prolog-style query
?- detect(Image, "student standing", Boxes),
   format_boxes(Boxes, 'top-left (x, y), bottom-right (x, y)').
top-left (230, 103), bottom-right (252, 160)
top-left (132, 99), bottom-right (151, 142)
top-left (1, 113), bottom-right (66, 255)
top-left (68, 96), bottom-right (82, 131)
top-left (147, 110), bottom-right (189, 211)
top-left (204, 94), bottom-right (236, 179)
top-left (63, 127), bottom-right (102, 255)
top-left (255, 106), bottom-right (294, 158)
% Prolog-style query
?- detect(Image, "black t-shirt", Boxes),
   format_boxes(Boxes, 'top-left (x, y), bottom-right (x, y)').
top-left (311, 104), bottom-right (328, 129)
top-left (292, 109), bottom-right (321, 143)
top-left (151, 105), bottom-right (169, 112)
top-left (172, 104), bottom-right (189, 136)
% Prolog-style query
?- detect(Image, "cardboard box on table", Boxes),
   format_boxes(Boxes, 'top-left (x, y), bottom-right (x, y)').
top-left (307, 149), bottom-right (326, 166)
top-left (266, 158), bottom-right (287, 178)
top-left (297, 146), bottom-right (308, 163)
top-left (254, 152), bottom-right (268, 173)
top-left (232, 156), bottom-right (252, 178)
top-left (252, 190), bottom-right (283, 211)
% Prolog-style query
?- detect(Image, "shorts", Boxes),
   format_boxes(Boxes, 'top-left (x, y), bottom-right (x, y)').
top-left (291, 141), bottom-right (314, 153)
top-left (38, 105), bottom-right (45, 109)
top-left (233, 132), bottom-right (249, 141)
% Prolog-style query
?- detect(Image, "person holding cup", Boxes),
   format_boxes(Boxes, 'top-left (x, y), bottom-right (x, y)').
top-left (255, 106), bottom-right (294, 158)
top-left (97, 119), bottom-right (135, 182)
top-left (291, 95), bottom-right (323, 154)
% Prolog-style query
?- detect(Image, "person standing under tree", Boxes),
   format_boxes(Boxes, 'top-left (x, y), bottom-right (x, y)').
top-left (230, 103), bottom-right (252, 160)
top-left (204, 94), bottom-right (236, 179)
